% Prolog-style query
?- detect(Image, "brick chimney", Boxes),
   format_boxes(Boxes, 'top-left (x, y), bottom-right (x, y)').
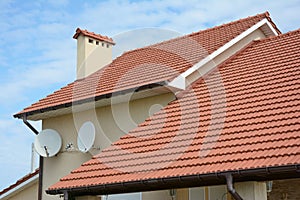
top-left (73, 28), bottom-right (115, 79)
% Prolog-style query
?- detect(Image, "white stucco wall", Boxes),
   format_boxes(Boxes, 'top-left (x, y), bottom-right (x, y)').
top-left (77, 35), bottom-right (113, 79)
top-left (41, 92), bottom-right (175, 200)
top-left (1, 180), bottom-right (38, 200)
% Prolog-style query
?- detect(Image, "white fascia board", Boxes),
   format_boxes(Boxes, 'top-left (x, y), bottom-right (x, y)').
top-left (167, 74), bottom-right (186, 90)
top-left (264, 20), bottom-right (279, 36)
top-left (168, 18), bottom-right (277, 90)
top-left (0, 174), bottom-right (38, 199)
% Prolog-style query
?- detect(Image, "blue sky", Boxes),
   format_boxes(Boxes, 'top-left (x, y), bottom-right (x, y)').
top-left (1, 0), bottom-right (300, 191)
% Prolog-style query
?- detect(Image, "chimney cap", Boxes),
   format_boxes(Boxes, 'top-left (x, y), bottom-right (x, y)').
top-left (73, 28), bottom-right (115, 45)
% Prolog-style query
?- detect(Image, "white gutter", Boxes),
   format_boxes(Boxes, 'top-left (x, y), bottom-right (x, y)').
top-left (168, 18), bottom-right (279, 90)
top-left (0, 174), bottom-right (38, 199)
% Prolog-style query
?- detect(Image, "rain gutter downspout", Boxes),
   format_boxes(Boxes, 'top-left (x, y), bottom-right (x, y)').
top-left (225, 173), bottom-right (243, 200)
top-left (22, 115), bottom-right (43, 200)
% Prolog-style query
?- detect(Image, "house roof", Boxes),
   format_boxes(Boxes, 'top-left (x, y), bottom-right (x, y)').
top-left (14, 12), bottom-right (279, 119)
top-left (73, 28), bottom-right (115, 44)
top-left (47, 28), bottom-right (300, 195)
top-left (0, 169), bottom-right (39, 197)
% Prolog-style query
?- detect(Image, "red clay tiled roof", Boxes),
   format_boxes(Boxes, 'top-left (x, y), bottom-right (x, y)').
top-left (73, 28), bottom-right (115, 44)
top-left (14, 12), bottom-right (277, 118)
top-left (0, 169), bottom-right (39, 196)
top-left (48, 29), bottom-right (300, 192)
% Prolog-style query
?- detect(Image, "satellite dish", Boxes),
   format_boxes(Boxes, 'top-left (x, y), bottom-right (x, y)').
top-left (34, 129), bottom-right (62, 157)
top-left (77, 121), bottom-right (96, 153)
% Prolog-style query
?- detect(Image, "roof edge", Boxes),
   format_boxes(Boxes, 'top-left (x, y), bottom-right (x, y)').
top-left (120, 12), bottom-right (277, 58)
top-left (264, 11), bottom-right (281, 34)
top-left (46, 164), bottom-right (300, 196)
top-left (14, 81), bottom-right (167, 120)
top-left (168, 17), bottom-right (279, 90)
top-left (0, 169), bottom-right (39, 198)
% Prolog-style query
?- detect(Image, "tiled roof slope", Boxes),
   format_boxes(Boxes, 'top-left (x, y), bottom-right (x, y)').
top-left (48, 29), bottom-right (300, 192)
top-left (15, 12), bottom-right (277, 118)
top-left (73, 28), bottom-right (115, 44)
top-left (0, 169), bottom-right (39, 196)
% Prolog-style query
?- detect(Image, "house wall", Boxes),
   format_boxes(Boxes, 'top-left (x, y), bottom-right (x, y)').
top-left (188, 186), bottom-right (227, 200)
top-left (268, 178), bottom-right (300, 200)
top-left (41, 92), bottom-right (175, 200)
top-left (235, 182), bottom-right (267, 200)
top-left (142, 189), bottom-right (190, 200)
top-left (1, 180), bottom-right (38, 200)
top-left (142, 190), bottom-right (170, 200)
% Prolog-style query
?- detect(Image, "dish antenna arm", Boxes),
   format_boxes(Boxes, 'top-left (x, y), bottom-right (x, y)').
top-left (44, 146), bottom-right (50, 157)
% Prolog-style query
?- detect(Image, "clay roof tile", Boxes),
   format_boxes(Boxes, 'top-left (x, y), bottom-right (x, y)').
top-left (15, 12), bottom-right (277, 119)
top-left (48, 27), bottom-right (300, 193)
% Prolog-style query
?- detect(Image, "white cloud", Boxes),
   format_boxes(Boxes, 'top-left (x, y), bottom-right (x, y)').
top-left (72, 0), bottom-right (300, 37)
